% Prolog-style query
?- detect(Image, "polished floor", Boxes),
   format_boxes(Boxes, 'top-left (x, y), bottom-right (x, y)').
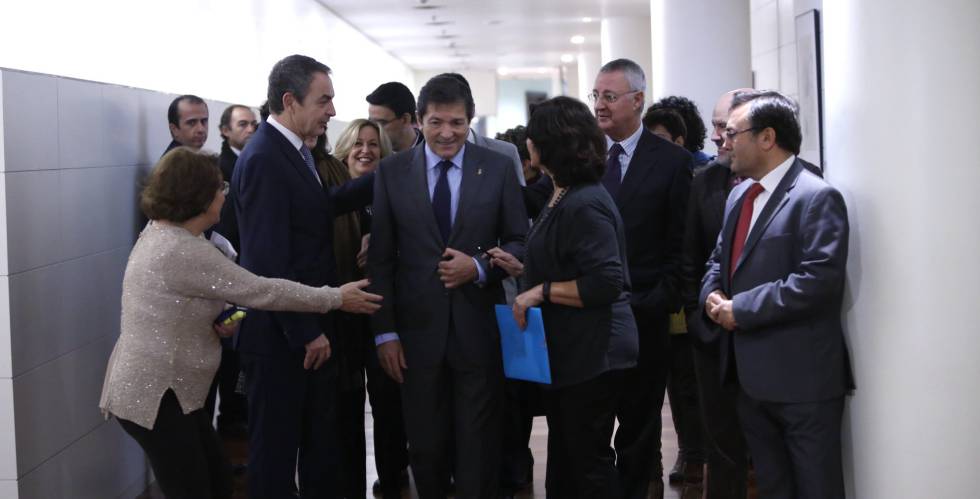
top-left (140, 400), bottom-right (736, 499)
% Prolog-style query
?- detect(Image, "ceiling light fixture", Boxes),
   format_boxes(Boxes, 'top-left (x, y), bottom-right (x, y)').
top-left (582, 17), bottom-right (593, 23)
top-left (570, 35), bottom-right (585, 44)
top-left (561, 54), bottom-right (574, 63)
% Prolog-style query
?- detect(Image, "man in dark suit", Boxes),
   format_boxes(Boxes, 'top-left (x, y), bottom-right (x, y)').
top-left (232, 54), bottom-right (380, 499)
top-left (204, 104), bottom-right (257, 438)
top-left (700, 90), bottom-right (851, 499)
top-left (369, 75), bottom-right (527, 499)
top-left (163, 94), bottom-right (209, 156)
top-left (593, 59), bottom-right (692, 499)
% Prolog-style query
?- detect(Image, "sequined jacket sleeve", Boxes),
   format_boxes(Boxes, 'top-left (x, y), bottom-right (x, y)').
top-left (171, 234), bottom-right (343, 313)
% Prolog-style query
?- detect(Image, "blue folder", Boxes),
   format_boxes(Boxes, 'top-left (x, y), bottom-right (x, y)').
top-left (495, 305), bottom-right (552, 384)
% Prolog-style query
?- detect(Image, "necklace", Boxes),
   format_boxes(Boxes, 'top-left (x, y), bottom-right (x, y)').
top-left (526, 186), bottom-right (569, 245)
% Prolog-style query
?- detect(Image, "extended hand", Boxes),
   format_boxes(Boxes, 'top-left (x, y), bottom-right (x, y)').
top-left (512, 285), bottom-right (544, 330)
top-left (377, 340), bottom-right (407, 384)
top-left (487, 247), bottom-right (524, 278)
top-left (339, 279), bottom-right (383, 314)
top-left (303, 334), bottom-right (332, 370)
top-left (438, 247), bottom-right (478, 289)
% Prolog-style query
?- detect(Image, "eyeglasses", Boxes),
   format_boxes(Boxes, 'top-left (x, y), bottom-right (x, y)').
top-left (221, 181), bottom-right (230, 196)
top-left (724, 127), bottom-right (760, 140)
top-left (588, 90), bottom-right (640, 104)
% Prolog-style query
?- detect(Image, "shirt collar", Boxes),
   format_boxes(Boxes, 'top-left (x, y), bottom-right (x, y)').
top-left (757, 155), bottom-right (796, 193)
top-left (424, 143), bottom-right (466, 171)
top-left (267, 115), bottom-right (304, 151)
top-left (605, 124), bottom-right (644, 158)
top-left (230, 146), bottom-right (242, 156)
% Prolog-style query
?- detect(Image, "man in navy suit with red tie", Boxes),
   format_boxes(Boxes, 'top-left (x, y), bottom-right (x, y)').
top-left (700, 90), bottom-right (852, 499)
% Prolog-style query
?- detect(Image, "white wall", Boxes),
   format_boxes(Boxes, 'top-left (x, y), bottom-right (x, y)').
top-left (0, 0), bottom-right (413, 122)
top-left (823, 1), bottom-right (980, 497)
top-left (496, 78), bottom-right (552, 132)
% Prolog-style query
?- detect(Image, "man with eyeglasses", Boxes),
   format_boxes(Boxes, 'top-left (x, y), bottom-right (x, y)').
top-left (367, 82), bottom-right (423, 152)
top-left (699, 89), bottom-right (851, 499)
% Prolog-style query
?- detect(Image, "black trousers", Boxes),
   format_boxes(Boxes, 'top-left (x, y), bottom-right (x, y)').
top-left (399, 334), bottom-right (503, 499)
top-left (667, 333), bottom-right (705, 463)
top-left (500, 379), bottom-right (539, 492)
top-left (737, 389), bottom-right (845, 499)
top-left (545, 369), bottom-right (624, 499)
top-left (692, 344), bottom-right (748, 498)
top-left (614, 306), bottom-right (671, 499)
top-left (366, 355), bottom-right (409, 498)
top-left (118, 389), bottom-right (232, 499)
top-left (241, 351), bottom-right (342, 499)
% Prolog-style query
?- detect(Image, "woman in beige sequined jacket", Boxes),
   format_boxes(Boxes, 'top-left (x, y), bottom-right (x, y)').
top-left (99, 147), bottom-right (381, 499)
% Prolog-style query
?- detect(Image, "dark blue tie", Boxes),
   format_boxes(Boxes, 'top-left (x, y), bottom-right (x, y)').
top-left (299, 145), bottom-right (320, 184)
top-left (602, 143), bottom-right (625, 198)
top-left (432, 160), bottom-right (453, 243)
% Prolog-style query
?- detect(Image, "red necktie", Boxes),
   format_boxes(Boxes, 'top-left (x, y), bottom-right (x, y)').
top-left (729, 182), bottom-right (765, 279)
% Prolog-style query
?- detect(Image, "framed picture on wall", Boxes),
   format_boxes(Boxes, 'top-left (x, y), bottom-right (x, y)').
top-left (795, 9), bottom-right (823, 168)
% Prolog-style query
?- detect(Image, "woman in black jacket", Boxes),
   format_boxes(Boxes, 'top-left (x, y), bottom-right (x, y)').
top-left (489, 96), bottom-right (638, 499)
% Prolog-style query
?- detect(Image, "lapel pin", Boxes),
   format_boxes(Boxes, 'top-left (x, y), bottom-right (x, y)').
top-left (477, 168), bottom-right (483, 176)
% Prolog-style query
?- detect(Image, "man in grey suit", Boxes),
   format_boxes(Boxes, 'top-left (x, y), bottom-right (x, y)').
top-left (369, 75), bottom-right (528, 499)
top-left (700, 90), bottom-right (852, 499)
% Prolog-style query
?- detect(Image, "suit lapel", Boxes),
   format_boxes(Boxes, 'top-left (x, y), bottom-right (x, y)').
top-left (734, 160), bottom-right (804, 272)
top-left (408, 146), bottom-right (445, 244)
top-left (449, 146), bottom-right (485, 245)
top-left (719, 185), bottom-right (746, 292)
top-left (615, 130), bottom-right (656, 210)
top-left (264, 123), bottom-right (323, 195)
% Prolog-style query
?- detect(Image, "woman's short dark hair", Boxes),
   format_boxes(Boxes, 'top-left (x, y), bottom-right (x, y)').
top-left (417, 75), bottom-right (475, 121)
top-left (141, 147), bottom-right (222, 222)
top-left (642, 108), bottom-right (688, 142)
top-left (731, 90), bottom-right (802, 155)
top-left (495, 126), bottom-right (530, 162)
top-left (525, 96), bottom-right (606, 188)
top-left (648, 95), bottom-right (707, 153)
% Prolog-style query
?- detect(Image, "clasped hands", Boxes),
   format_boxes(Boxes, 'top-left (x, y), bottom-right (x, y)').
top-left (705, 290), bottom-right (738, 331)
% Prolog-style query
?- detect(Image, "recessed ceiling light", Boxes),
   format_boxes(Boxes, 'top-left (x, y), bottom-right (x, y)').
top-left (498, 68), bottom-right (510, 76)
top-left (426, 20), bottom-right (453, 26)
top-left (413, 4), bottom-right (443, 10)
top-left (561, 54), bottom-right (575, 63)
top-left (582, 17), bottom-right (593, 23)
top-left (488, 20), bottom-right (502, 25)
top-left (435, 34), bottom-right (460, 39)
top-left (570, 35), bottom-right (585, 44)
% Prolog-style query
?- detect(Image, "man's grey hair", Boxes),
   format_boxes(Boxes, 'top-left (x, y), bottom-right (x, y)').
top-left (599, 58), bottom-right (646, 93)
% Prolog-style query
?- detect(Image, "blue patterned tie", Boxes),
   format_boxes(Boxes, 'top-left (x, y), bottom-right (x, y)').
top-left (432, 160), bottom-right (453, 243)
top-left (299, 145), bottom-right (320, 184)
top-left (602, 143), bottom-right (625, 197)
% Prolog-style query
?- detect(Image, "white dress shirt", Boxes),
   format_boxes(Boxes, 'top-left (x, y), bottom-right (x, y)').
top-left (748, 155), bottom-right (796, 232)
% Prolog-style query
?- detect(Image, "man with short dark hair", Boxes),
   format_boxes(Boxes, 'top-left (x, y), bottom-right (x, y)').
top-left (232, 54), bottom-right (378, 499)
top-left (700, 90), bottom-right (851, 499)
top-left (164, 95), bottom-right (209, 155)
top-left (367, 81), bottom-right (422, 152)
top-left (369, 75), bottom-right (527, 499)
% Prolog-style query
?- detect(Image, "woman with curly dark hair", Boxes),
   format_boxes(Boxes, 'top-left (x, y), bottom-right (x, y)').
top-left (646, 95), bottom-right (711, 166)
top-left (489, 96), bottom-right (638, 498)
